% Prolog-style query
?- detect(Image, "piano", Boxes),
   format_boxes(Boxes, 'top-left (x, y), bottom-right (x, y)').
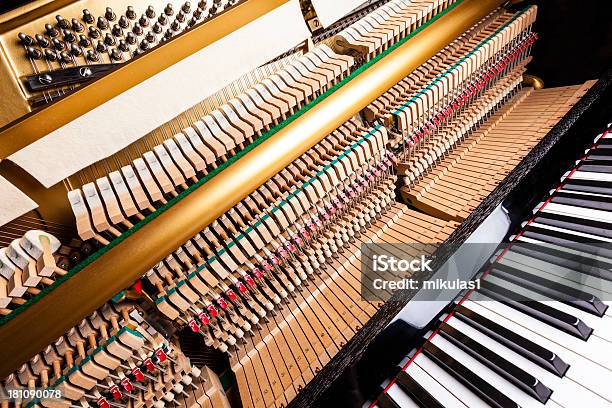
top-left (0, 0), bottom-right (610, 407)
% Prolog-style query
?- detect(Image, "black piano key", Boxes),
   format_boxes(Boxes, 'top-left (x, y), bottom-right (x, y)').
top-left (577, 160), bottom-right (612, 174)
top-left (490, 263), bottom-right (608, 316)
top-left (551, 191), bottom-right (612, 212)
top-left (509, 243), bottom-right (612, 282)
top-left (585, 154), bottom-right (612, 163)
top-left (595, 137), bottom-right (612, 146)
top-left (377, 392), bottom-right (402, 408)
top-left (522, 225), bottom-right (612, 259)
top-left (455, 304), bottom-right (569, 377)
top-left (479, 280), bottom-right (593, 341)
top-left (438, 322), bottom-right (553, 404)
top-left (422, 342), bottom-right (520, 408)
top-left (533, 211), bottom-right (612, 239)
top-left (562, 178), bottom-right (612, 197)
top-left (395, 371), bottom-right (444, 408)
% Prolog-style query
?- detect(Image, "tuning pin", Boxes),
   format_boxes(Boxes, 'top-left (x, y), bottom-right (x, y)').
top-left (112, 24), bottom-right (124, 37)
top-left (118, 15), bottom-right (129, 29)
top-left (70, 43), bottom-right (83, 56)
top-left (78, 34), bottom-right (91, 47)
top-left (158, 14), bottom-right (168, 26)
top-left (188, 17), bottom-right (198, 27)
top-left (45, 23), bottom-right (60, 38)
top-left (105, 7), bottom-right (116, 21)
top-left (146, 5), bottom-right (156, 18)
top-left (193, 7), bottom-right (204, 18)
top-left (170, 21), bottom-right (180, 31)
top-left (79, 10), bottom-right (92, 25)
top-left (59, 51), bottom-right (72, 63)
top-left (139, 40), bottom-right (150, 50)
top-left (197, 0), bottom-right (207, 9)
top-left (145, 32), bottom-right (156, 43)
top-left (104, 33), bottom-right (116, 46)
top-left (164, 3), bottom-right (174, 16)
top-left (139, 15), bottom-right (149, 27)
top-left (126, 6), bottom-right (136, 20)
top-left (176, 11), bottom-right (185, 23)
top-left (51, 38), bottom-right (65, 50)
top-left (182, 2), bottom-right (192, 13)
top-left (96, 41), bottom-right (107, 53)
top-left (35, 34), bottom-right (50, 48)
top-left (126, 32), bottom-right (137, 44)
top-left (18, 32), bottom-right (35, 46)
top-left (56, 15), bottom-right (70, 29)
top-left (97, 16), bottom-right (109, 30)
top-left (70, 18), bottom-right (83, 33)
top-left (152, 22), bottom-right (162, 34)
top-left (110, 48), bottom-right (122, 61)
top-left (132, 23), bottom-right (144, 35)
top-left (26, 47), bottom-right (42, 59)
top-left (86, 50), bottom-right (99, 61)
top-left (88, 26), bottom-right (101, 38)
top-left (62, 29), bottom-right (76, 43)
top-left (118, 39), bottom-right (129, 52)
top-left (44, 49), bottom-right (57, 61)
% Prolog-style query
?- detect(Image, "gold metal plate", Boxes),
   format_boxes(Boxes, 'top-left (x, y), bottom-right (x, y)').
top-left (0, 0), bottom-right (287, 158)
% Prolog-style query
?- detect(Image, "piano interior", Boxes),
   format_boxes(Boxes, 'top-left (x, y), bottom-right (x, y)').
top-left (0, 0), bottom-right (611, 407)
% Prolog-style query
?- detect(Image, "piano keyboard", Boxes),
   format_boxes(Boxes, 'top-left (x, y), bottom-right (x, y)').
top-left (374, 127), bottom-right (612, 408)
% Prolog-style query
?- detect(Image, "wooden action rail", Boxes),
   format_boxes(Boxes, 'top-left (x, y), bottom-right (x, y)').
top-left (402, 82), bottom-right (595, 221)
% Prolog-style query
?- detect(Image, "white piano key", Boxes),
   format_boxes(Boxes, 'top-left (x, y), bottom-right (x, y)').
top-left (429, 334), bottom-right (556, 408)
top-left (412, 354), bottom-right (491, 408)
top-left (530, 221), bottom-right (612, 243)
top-left (570, 171), bottom-right (612, 183)
top-left (484, 275), bottom-right (612, 342)
top-left (499, 252), bottom-right (612, 296)
top-left (386, 383), bottom-right (420, 408)
top-left (446, 315), bottom-right (610, 408)
top-left (404, 362), bottom-right (467, 408)
top-left (471, 292), bottom-right (612, 367)
top-left (499, 257), bottom-right (612, 319)
top-left (540, 202), bottom-right (612, 224)
top-left (516, 236), bottom-right (612, 266)
top-left (464, 300), bottom-right (612, 402)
